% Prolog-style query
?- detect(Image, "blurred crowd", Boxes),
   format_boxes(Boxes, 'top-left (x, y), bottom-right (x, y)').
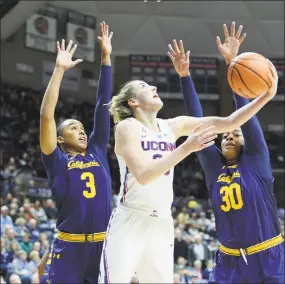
top-left (1, 84), bottom-right (284, 284)
top-left (1, 192), bottom-right (284, 284)
top-left (1, 195), bottom-right (57, 283)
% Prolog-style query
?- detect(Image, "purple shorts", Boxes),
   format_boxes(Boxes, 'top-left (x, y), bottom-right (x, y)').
top-left (209, 243), bottom-right (284, 284)
top-left (47, 238), bottom-right (103, 284)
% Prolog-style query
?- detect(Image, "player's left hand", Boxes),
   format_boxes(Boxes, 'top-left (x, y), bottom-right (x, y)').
top-left (167, 39), bottom-right (190, 77)
top-left (98, 21), bottom-right (113, 56)
top-left (216, 22), bottom-right (246, 65)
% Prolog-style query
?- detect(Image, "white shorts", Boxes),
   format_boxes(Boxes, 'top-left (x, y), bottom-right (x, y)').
top-left (98, 204), bottom-right (174, 283)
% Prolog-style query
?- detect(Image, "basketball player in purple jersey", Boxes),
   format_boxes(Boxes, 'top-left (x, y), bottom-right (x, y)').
top-left (40, 22), bottom-right (113, 283)
top-left (169, 22), bottom-right (283, 283)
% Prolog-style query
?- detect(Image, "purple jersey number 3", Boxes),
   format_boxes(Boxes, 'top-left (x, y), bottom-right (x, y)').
top-left (153, 154), bottom-right (170, 176)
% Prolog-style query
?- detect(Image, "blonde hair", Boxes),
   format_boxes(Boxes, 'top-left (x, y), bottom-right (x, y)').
top-left (29, 250), bottom-right (39, 260)
top-left (15, 217), bottom-right (26, 226)
top-left (109, 81), bottom-right (135, 124)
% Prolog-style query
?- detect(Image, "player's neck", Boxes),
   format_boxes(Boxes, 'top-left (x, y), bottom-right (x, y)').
top-left (65, 148), bottom-right (85, 157)
top-left (226, 158), bottom-right (237, 166)
top-left (135, 110), bottom-right (159, 133)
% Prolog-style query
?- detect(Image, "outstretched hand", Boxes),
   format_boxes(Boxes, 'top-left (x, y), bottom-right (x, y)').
top-left (56, 39), bottom-right (83, 71)
top-left (216, 22), bottom-right (246, 64)
top-left (167, 39), bottom-right (190, 77)
top-left (98, 21), bottom-right (113, 56)
top-left (185, 125), bottom-right (217, 153)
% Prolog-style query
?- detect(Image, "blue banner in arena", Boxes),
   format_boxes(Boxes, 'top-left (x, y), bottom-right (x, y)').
top-left (66, 11), bottom-right (96, 63)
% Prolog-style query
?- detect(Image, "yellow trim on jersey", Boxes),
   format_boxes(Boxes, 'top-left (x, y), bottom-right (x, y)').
top-left (58, 231), bottom-right (106, 243)
top-left (219, 234), bottom-right (283, 256)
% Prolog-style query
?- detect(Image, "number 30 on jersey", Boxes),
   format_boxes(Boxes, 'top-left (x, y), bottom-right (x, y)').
top-left (220, 183), bottom-right (244, 212)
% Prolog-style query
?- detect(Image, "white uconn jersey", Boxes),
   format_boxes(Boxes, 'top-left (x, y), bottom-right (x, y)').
top-left (117, 118), bottom-right (176, 212)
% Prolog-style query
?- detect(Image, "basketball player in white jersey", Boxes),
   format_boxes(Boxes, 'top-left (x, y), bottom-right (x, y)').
top-left (98, 63), bottom-right (275, 282)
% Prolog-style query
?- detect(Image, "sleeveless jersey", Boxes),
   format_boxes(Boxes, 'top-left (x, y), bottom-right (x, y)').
top-left (117, 118), bottom-right (176, 212)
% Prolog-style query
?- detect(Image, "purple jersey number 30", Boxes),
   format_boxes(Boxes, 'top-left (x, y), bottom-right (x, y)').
top-left (153, 154), bottom-right (170, 176)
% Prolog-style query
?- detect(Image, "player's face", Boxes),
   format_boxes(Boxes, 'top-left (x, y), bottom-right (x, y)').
top-left (58, 119), bottom-right (87, 152)
top-left (221, 128), bottom-right (244, 162)
top-left (128, 80), bottom-right (163, 112)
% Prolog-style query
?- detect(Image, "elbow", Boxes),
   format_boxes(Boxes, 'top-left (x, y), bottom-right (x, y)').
top-left (40, 110), bottom-right (53, 120)
top-left (40, 109), bottom-right (47, 118)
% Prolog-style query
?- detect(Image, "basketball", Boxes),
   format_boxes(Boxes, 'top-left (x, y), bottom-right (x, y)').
top-left (227, 52), bottom-right (272, 98)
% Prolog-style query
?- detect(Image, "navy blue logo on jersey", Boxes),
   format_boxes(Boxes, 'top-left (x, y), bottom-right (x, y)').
top-left (141, 141), bottom-right (175, 152)
top-left (141, 128), bottom-right (147, 138)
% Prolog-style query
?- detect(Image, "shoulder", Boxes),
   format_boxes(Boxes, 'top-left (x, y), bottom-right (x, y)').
top-left (116, 118), bottom-right (135, 130)
top-left (240, 152), bottom-right (273, 179)
top-left (115, 119), bottom-right (141, 154)
top-left (115, 118), bottom-right (141, 137)
top-left (41, 146), bottom-right (67, 161)
top-left (41, 147), bottom-right (68, 175)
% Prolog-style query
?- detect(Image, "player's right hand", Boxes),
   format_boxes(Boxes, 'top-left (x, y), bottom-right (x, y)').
top-left (56, 39), bottom-right (83, 71)
top-left (184, 125), bottom-right (217, 153)
top-left (266, 61), bottom-right (278, 99)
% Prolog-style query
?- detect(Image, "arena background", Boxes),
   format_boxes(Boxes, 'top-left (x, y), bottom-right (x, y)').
top-left (1, 1), bottom-right (284, 283)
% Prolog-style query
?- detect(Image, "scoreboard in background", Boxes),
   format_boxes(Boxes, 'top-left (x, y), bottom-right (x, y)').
top-left (270, 58), bottom-right (284, 95)
top-left (66, 11), bottom-right (96, 63)
top-left (129, 55), bottom-right (219, 96)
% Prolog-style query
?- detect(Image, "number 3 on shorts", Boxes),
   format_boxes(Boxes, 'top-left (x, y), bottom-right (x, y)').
top-left (220, 183), bottom-right (244, 212)
top-left (153, 154), bottom-right (170, 176)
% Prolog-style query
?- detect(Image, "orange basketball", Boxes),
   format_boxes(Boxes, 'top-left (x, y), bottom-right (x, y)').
top-left (227, 52), bottom-right (272, 98)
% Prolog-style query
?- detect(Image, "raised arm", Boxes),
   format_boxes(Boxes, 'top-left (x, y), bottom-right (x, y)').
top-left (230, 69), bottom-right (278, 178)
top-left (167, 39), bottom-right (222, 175)
top-left (232, 90), bottom-right (269, 155)
top-left (167, 39), bottom-right (203, 118)
top-left (216, 21), bottom-right (269, 157)
top-left (216, 22), bottom-right (277, 175)
top-left (115, 119), bottom-right (217, 185)
top-left (168, 23), bottom-right (276, 139)
top-left (40, 40), bottom-right (82, 155)
top-left (88, 22), bottom-right (113, 149)
top-left (168, 87), bottom-right (276, 139)
top-left (167, 38), bottom-right (256, 138)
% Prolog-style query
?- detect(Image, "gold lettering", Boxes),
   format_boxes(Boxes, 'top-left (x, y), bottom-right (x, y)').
top-left (217, 171), bottom-right (240, 184)
top-left (67, 160), bottom-right (99, 170)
